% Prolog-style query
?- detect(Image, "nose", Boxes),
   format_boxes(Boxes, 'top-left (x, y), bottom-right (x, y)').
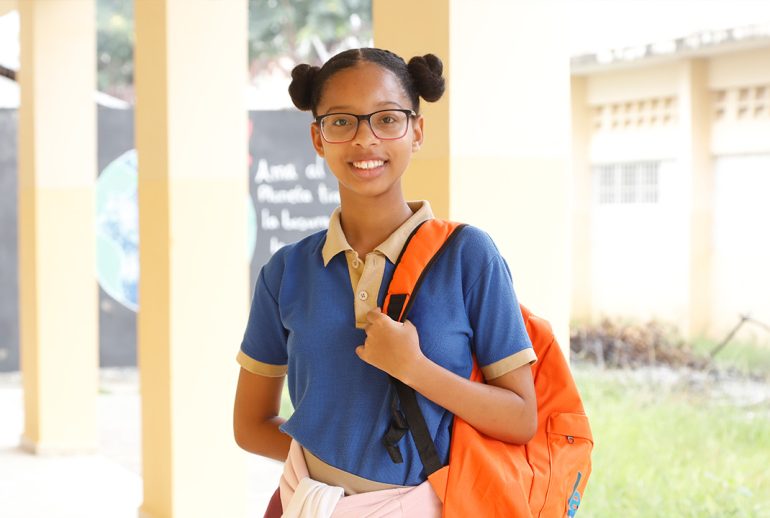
top-left (351, 118), bottom-right (379, 146)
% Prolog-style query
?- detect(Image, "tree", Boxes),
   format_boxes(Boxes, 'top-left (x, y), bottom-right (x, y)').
top-left (248, 0), bottom-right (372, 73)
top-left (97, 0), bottom-right (134, 99)
top-left (94, 0), bottom-right (372, 102)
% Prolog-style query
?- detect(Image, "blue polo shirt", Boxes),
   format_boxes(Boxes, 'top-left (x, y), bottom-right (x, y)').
top-left (238, 222), bottom-right (534, 486)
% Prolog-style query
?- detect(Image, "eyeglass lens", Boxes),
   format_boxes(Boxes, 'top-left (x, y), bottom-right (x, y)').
top-left (320, 110), bottom-right (409, 143)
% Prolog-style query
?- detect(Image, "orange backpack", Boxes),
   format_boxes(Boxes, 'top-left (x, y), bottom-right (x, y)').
top-left (381, 219), bottom-right (593, 518)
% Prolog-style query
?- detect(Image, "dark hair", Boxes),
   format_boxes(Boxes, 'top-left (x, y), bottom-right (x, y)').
top-left (288, 48), bottom-right (445, 116)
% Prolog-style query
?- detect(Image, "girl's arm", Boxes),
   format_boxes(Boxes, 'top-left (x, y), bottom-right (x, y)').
top-left (233, 367), bottom-right (292, 461)
top-left (356, 310), bottom-right (537, 445)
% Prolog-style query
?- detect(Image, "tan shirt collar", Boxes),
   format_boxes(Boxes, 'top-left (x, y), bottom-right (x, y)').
top-left (322, 200), bottom-right (434, 266)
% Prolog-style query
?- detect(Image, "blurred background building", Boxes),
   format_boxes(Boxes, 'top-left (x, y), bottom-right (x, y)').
top-left (571, 23), bottom-right (770, 344)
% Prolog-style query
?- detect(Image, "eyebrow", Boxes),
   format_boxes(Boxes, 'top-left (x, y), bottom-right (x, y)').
top-left (323, 101), bottom-right (404, 113)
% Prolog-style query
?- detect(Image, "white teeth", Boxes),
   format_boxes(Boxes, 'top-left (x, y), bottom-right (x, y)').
top-left (352, 160), bottom-right (385, 170)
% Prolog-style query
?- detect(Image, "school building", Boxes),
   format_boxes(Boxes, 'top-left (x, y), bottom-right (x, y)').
top-left (2, 1), bottom-right (572, 517)
top-left (570, 24), bottom-right (770, 345)
top-left (4, 0), bottom-right (769, 514)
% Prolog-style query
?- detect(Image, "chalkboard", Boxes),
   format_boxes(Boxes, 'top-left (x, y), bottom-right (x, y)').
top-left (248, 110), bottom-right (339, 278)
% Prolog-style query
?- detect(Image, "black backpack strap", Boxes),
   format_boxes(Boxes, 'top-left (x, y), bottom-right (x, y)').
top-left (380, 219), bottom-right (466, 477)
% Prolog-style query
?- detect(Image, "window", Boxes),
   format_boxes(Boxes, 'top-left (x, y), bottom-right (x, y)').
top-left (593, 162), bottom-right (660, 205)
top-left (713, 84), bottom-right (770, 121)
top-left (591, 96), bottom-right (677, 132)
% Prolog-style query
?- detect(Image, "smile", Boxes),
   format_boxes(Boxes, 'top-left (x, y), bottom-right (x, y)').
top-left (351, 160), bottom-right (386, 170)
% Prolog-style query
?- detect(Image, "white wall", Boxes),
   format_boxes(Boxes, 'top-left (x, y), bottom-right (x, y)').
top-left (590, 160), bottom-right (690, 323)
top-left (712, 154), bottom-right (770, 343)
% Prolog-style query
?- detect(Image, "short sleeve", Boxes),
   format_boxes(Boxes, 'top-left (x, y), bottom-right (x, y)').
top-left (237, 265), bottom-right (289, 377)
top-left (464, 250), bottom-right (535, 380)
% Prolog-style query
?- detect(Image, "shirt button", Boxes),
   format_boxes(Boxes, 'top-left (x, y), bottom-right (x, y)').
top-left (352, 258), bottom-right (361, 268)
top-left (358, 290), bottom-right (369, 301)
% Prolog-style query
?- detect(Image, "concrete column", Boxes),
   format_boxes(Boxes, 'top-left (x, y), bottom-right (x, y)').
top-left (678, 59), bottom-right (713, 339)
top-left (18, 0), bottom-right (98, 454)
top-left (374, 0), bottom-right (572, 349)
top-left (134, 1), bottom-right (248, 517)
top-left (570, 76), bottom-right (592, 324)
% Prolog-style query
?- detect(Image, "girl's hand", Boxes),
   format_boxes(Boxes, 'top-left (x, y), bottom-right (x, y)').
top-left (355, 308), bottom-right (424, 381)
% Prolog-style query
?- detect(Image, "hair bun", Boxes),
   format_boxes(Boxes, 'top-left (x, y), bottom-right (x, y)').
top-left (288, 64), bottom-right (320, 111)
top-left (407, 54), bottom-right (445, 103)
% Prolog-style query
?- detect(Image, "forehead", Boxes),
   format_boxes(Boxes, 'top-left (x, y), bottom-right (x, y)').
top-left (317, 62), bottom-right (410, 113)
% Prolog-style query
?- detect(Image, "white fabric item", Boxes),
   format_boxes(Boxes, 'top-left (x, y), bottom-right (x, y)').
top-left (279, 439), bottom-right (441, 517)
top-left (281, 476), bottom-right (344, 518)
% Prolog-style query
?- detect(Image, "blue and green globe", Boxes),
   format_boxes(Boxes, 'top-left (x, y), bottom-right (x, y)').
top-left (95, 149), bottom-right (257, 312)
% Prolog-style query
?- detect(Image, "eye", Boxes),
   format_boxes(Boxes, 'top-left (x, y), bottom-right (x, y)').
top-left (376, 112), bottom-right (400, 125)
top-left (329, 117), bottom-right (351, 127)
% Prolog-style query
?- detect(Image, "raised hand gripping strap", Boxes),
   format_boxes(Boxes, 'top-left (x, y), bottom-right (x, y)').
top-left (380, 219), bottom-right (466, 476)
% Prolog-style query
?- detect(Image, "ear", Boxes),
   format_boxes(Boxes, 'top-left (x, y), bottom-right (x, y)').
top-left (411, 115), bottom-right (424, 152)
top-left (310, 122), bottom-right (325, 157)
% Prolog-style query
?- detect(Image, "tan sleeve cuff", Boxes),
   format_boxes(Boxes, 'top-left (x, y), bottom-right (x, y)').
top-left (236, 350), bottom-right (287, 377)
top-left (480, 348), bottom-right (537, 380)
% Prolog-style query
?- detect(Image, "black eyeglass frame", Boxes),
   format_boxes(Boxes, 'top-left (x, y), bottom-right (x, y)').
top-left (314, 109), bottom-right (417, 143)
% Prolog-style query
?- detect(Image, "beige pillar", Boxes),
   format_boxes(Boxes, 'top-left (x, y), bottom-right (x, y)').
top-left (373, 0), bottom-right (450, 218)
top-left (678, 59), bottom-right (713, 339)
top-left (374, 0), bottom-right (572, 349)
top-left (18, 0), bottom-right (98, 454)
top-left (570, 76), bottom-right (592, 323)
top-left (134, 1), bottom-right (248, 517)
top-left (0, 0), bottom-right (16, 17)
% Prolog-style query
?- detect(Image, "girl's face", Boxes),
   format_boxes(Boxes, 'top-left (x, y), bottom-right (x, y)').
top-left (311, 62), bottom-right (424, 202)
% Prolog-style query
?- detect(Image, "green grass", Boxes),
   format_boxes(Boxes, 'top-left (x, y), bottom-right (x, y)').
top-left (691, 338), bottom-right (770, 379)
top-left (279, 383), bottom-right (293, 419)
top-left (574, 365), bottom-right (770, 518)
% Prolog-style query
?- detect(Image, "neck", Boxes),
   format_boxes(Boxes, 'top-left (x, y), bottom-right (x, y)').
top-left (338, 188), bottom-right (414, 257)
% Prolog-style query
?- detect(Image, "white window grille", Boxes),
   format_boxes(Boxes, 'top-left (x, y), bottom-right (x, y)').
top-left (593, 162), bottom-right (660, 205)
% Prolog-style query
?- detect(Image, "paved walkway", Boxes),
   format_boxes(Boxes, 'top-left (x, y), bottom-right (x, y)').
top-left (0, 369), bottom-right (283, 518)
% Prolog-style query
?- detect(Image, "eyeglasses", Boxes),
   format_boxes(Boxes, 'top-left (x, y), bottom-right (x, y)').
top-left (315, 109), bottom-right (416, 144)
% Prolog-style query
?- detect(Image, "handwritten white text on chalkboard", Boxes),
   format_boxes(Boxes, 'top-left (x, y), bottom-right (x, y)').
top-left (254, 159), bottom-right (299, 183)
top-left (257, 184), bottom-right (313, 204)
top-left (270, 236), bottom-right (287, 254)
top-left (318, 183), bottom-right (340, 204)
top-left (261, 209), bottom-right (280, 230)
top-left (281, 210), bottom-right (329, 231)
top-left (305, 155), bottom-right (327, 179)
top-left (260, 208), bottom-right (330, 232)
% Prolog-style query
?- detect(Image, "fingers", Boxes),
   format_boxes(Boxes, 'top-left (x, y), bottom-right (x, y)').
top-left (365, 308), bottom-right (385, 323)
top-left (355, 345), bottom-right (374, 367)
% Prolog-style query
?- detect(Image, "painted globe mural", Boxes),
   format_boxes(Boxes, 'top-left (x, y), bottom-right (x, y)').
top-left (95, 149), bottom-right (257, 312)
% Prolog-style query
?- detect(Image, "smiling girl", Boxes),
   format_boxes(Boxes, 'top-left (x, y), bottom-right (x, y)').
top-left (233, 48), bottom-right (537, 517)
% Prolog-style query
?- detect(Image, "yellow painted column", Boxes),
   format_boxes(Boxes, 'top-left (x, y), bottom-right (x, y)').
top-left (134, 1), bottom-right (249, 517)
top-left (18, 0), bottom-right (98, 454)
top-left (374, 0), bottom-right (572, 349)
top-left (570, 76), bottom-right (592, 324)
top-left (0, 0), bottom-right (16, 17)
top-left (679, 59), bottom-right (713, 339)
top-left (373, 0), bottom-right (450, 219)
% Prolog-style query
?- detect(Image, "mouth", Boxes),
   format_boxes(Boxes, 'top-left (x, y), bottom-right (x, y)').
top-left (350, 159), bottom-right (388, 178)
top-left (351, 159), bottom-right (387, 170)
